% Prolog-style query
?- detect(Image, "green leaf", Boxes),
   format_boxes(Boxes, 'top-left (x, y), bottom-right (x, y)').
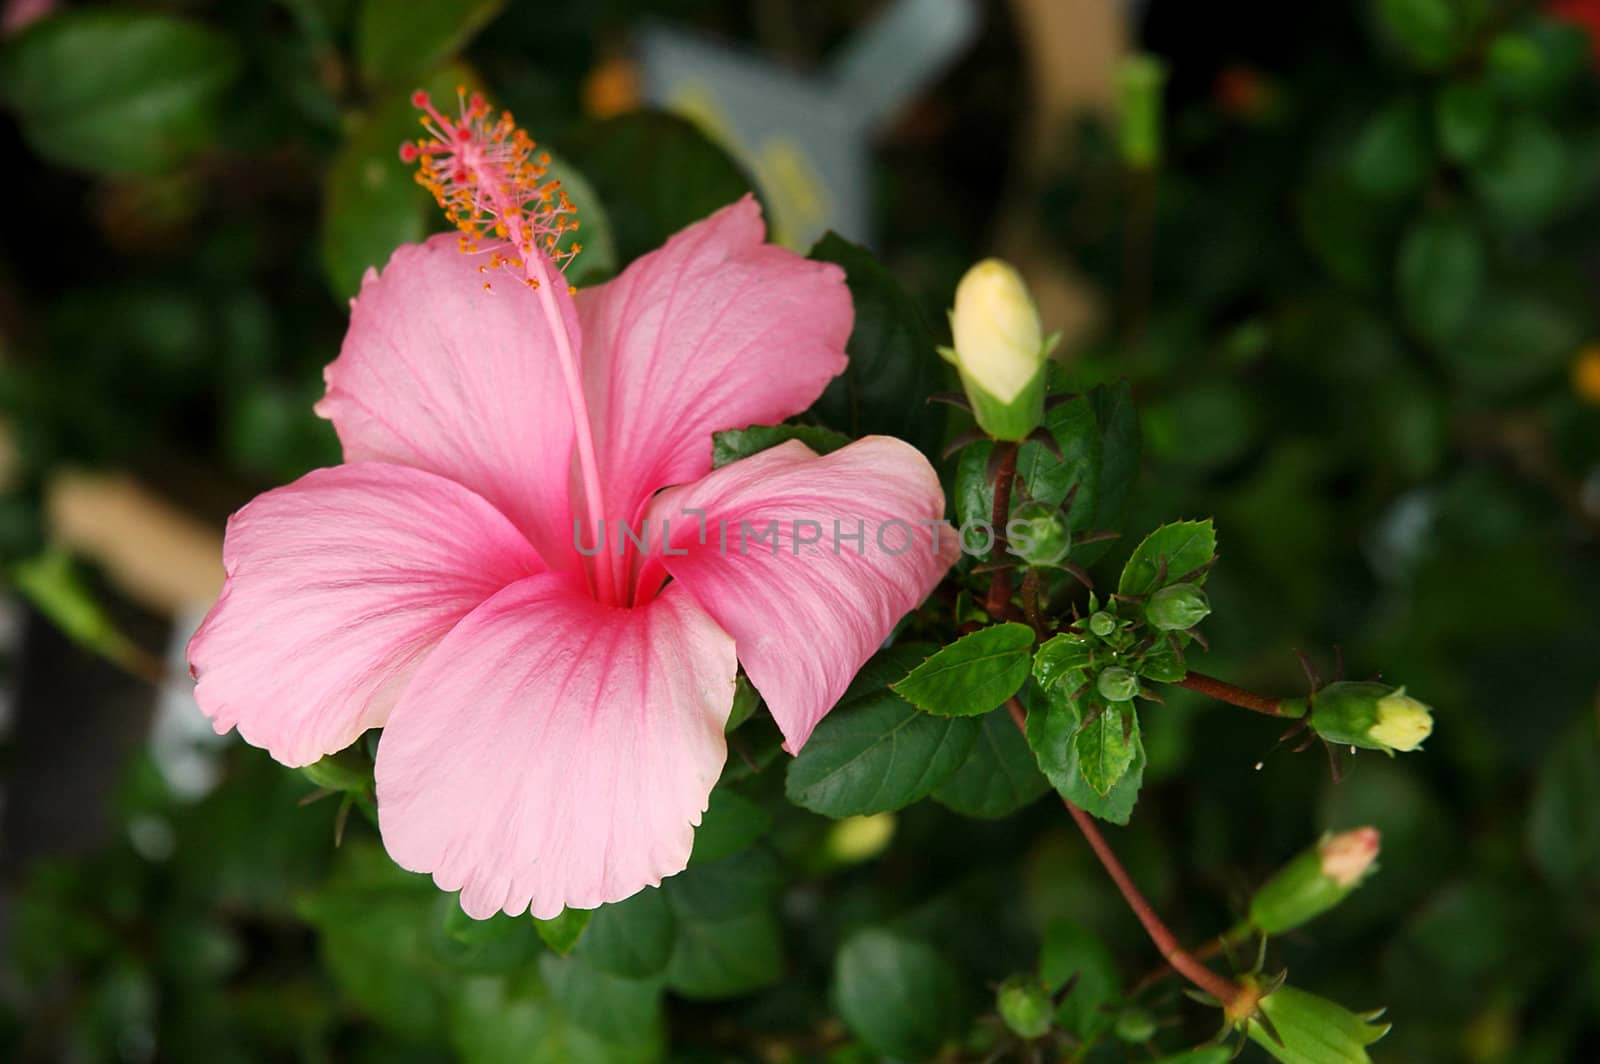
top-left (1026, 689), bottom-right (1146, 825)
top-left (442, 904), bottom-right (529, 949)
top-left (533, 909), bottom-right (592, 956)
top-left (297, 844), bottom-right (455, 1042)
top-left (1435, 81), bottom-right (1497, 163)
top-left (320, 66), bottom-right (468, 300)
top-left (1117, 520), bottom-right (1217, 598)
top-left (1527, 718), bottom-right (1600, 891)
top-left (661, 849), bottom-right (783, 999)
top-left (1143, 379), bottom-right (1260, 473)
top-left (1298, 173), bottom-right (1402, 291)
top-left (537, 954), bottom-right (664, 1051)
top-left (1014, 394), bottom-right (1101, 507)
top-left (1445, 289), bottom-right (1584, 394)
top-left (931, 707), bottom-right (1051, 818)
top-left (892, 623), bottom-right (1035, 717)
top-left (564, 111), bottom-right (755, 266)
top-left (356, 0), bottom-right (504, 87)
top-left (573, 888), bottom-right (675, 979)
top-left (1137, 636), bottom-right (1188, 684)
top-left (1396, 215), bottom-right (1485, 342)
top-left (1040, 919), bottom-right (1121, 1038)
top-left (1152, 1050), bottom-right (1234, 1064)
top-left (0, 11), bottom-right (239, 176)
top-left (1033, 633), bottom-right (1096, 694)
top-left (725, 673), bottom-right (761, 734)
top-left (690, 788), bottom-right (771, 864)
top-left (808, 233), bottom-right (945, 455)
top-left (11, 551), bottom-right (143, 670)
top-left (1376, 0), bottom-right (1465, 69)
top-left (298, 750), bottom-right (373, 793)
top-left (711, 424), bottom-right (850, 468)
top-left (1347, 98), bottom-right (1432, 199)
top-left (1484, 23), bottom-right (1590, 103)
top-left (833, 929), bottom-right (971, 1060)
top-left (1087, 381), bottom-right (1141, 564)
top-left (952, 383), bottom-right (1141, 567)
top-left (787, 646), bottom-right (979, 816)
top-left (1469, 115), bottom-right (1569, 225)
top-left (449, 965), bottom-right (663, 1064)
top-left (1075, 706), bottom-right (1140, 797)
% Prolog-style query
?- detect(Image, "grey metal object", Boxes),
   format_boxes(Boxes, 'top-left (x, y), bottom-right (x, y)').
top-left (637, 0), bottom-right (980, 250)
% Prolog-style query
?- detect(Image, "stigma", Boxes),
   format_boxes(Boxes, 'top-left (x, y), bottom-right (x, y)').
top-left (401, 88), bottom-right (582, 292)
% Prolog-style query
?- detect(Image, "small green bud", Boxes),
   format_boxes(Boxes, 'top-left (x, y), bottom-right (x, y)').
top-left (996, 976), bottom-right (1053, 1039)
top-left (1145, 583), bottom-right (1211, 631)
top-left (1097, 666), bottom-right (1139, 703)
top-left (1089, 611), bottom-right (1117, 638)
top-left (1118, 54), bottom-right (1167, 169)
top-left (1248, 827), bottom-right (1380, 935)
top-left (1246, 983), bottom-right (1391, 1064)
top-left (823, 813), bottom-right (896, 866)
top-left (1114, 1007), bottom-right (1157, 1042)
top-left (1308, 682), bottom-right (1434, 754)
top-left (942, 259), bottom-right (1053, 441)
top-left (1009, 501), bottom-right (1072, 566)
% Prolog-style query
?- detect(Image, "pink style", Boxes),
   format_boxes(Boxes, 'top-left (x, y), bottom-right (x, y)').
top-left (187, 92), bottom-right (956, 920)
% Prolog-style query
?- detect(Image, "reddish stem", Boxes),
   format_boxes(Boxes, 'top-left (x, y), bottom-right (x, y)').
top-left (1175, 672), bottom-right (1283, 716)
top-left (1005, 698), bottom-right (1244, 1011)
top-left (985, 443), bottom-right (1019, 618)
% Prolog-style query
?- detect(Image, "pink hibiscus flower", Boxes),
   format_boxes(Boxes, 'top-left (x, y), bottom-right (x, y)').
top-left (188, 92), bottom-right (956, 919)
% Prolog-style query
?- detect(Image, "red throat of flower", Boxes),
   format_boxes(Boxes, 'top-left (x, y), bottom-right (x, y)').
top-left (401, 90), bottom-right (622, 605)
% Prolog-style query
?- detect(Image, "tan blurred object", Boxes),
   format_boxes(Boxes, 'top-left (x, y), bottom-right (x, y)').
top-left (46, 471), bottom-right (223, 616)
top-left (1011, 0), bottom-right (1125, 150)
top-left (997, 0), bottom-right (1128, 347)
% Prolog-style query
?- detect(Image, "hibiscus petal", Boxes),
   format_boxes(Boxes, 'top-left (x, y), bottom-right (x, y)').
top-left (647, 438), bottom-right (958, 754)
top-left (316, 234), bottom-right (581, 566)
top-left (374, 577), bottom-right (737, 919)
top-left (188, 463), bottom-right (545, 768)
top-left (575, 195), bottom-right (851, 527)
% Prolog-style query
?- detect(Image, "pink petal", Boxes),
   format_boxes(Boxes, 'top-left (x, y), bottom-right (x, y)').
top-left (647, 438), bottom-right (958, 753)
top-left (316, 234), bottom-right (582, 567)
top-left (374, 577), bottom-right (737, 919)
top-left (188, 463), bottom-right (544, 768)
top-left (575, 195), bottom-right (852, 528)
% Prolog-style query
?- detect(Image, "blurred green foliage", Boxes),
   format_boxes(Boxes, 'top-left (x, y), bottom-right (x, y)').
top-left (1, 0), bottom-right (1598, 1061)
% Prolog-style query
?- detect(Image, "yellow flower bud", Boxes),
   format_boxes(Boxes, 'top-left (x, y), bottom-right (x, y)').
top-left (1305, 681), bottom-right (1434, 755)
top-left (951, 259), bottom-right (1044, 403)
top-left (943, 259), bottom-right (1055, 440)
top-left (1369, 688), bottom-right (1433, 752)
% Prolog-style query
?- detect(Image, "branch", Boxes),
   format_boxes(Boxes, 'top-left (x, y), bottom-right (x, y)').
top-left (1173, 672), bottom-right (1285, 716)
top-left (1004, 698), bottom-right (1245, 1010)
top-left (985, 442), bottom-right (1019, 618)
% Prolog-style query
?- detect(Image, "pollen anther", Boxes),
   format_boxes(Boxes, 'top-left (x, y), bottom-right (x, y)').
top-left (403, 89), bottom-right (583, 283)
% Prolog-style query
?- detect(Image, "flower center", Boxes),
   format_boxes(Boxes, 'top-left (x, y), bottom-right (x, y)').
top-left (404, 90), bottom-right (621, 605)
